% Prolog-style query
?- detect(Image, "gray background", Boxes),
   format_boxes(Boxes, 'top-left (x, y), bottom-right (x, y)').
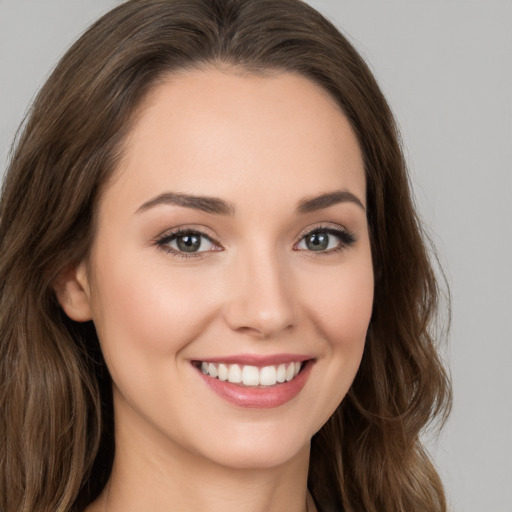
top-left (1, 1), bottom-right (511, 511)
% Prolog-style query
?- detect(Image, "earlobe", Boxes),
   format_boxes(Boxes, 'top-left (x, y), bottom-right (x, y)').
top-left (53, 263), bottom-right (93, 322)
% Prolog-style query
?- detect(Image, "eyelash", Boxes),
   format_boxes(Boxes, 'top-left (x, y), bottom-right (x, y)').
top-left (155, 225), bottom-right (356, 259)
top-left (295, 226), bottom-right (356, 255)
top-left (155, 228), bottom-right (221, 259)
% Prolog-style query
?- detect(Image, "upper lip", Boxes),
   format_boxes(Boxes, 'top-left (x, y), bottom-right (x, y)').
top-left (192, 353), bottom-right (313, 366)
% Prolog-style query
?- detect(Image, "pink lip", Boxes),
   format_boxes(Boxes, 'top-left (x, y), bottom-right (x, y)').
top-left (194, 358), bottom-right (315, 409)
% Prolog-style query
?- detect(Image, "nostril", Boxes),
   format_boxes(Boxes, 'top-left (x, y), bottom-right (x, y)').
top-left (236, 325), bottom-right (270, 337)
top-left (222, 260), bottom-right (296, 337)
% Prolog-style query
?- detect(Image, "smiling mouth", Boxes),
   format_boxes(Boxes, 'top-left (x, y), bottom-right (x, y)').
top-left (192, 361), bottom-right (308, 387)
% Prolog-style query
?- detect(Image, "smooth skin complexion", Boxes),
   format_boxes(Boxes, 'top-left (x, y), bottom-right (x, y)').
top-left (57, 68), bottom-right (374, 512)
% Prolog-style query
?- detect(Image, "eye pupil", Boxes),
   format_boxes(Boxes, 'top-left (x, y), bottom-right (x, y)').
top-left (177, 234), bottom-right (201, 252)
top-left (306, 232), bottom-right (329, 251)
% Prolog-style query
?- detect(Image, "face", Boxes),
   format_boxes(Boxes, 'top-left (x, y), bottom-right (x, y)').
top-left (70, 68), bottom-right (373, 470)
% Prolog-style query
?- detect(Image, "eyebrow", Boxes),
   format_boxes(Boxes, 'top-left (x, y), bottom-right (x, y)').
top-left (136, 189), bottom-right (365, 216)
top-left (136, 192), bottom-right (235, 215)
top-left (296, 190), bottom-right (365, 213)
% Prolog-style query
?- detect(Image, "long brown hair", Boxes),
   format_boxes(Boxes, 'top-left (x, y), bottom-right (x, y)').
top-left (0, 1), bottom-right (451, 511)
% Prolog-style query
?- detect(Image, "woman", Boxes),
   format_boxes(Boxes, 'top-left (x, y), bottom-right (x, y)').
top-left (0, 0), bottom-right (451, 511)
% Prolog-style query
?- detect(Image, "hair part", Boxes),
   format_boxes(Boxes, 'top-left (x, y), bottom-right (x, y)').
top-left (0, 1), bottom-right (451, 511)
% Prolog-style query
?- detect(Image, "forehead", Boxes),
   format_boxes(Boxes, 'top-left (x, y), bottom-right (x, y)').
top-left (106, 67), bottom-right (366, 212)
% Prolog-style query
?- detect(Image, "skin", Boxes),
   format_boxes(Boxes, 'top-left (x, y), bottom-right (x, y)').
top-left (58, 68), bottom-right (374, 512)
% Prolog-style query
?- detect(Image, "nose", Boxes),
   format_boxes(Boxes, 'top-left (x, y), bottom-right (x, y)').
top-left (222, 246), bottom-right (296, 338)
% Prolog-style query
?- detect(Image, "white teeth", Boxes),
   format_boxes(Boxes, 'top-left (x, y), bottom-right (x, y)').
top-left (276, 364), bottom-right (286, 383)
top-left (208, 363), bottom-right (218, 378)
top-left (228, 364), bottom-right (242, 383)
top-left (218, 363), bottom-right (228, 381)
top-left (260, 365), bottom-right (277, 386)
top-left (285, 363), bottom-right (295, 382)
top-left (199, 361), bottom-right (304, 387)
top-left (242, 365), bottom-right (259, 386)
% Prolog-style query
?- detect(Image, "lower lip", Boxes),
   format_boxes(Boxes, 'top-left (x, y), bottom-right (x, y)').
top-left (195, 361), bottom-right (314, 409)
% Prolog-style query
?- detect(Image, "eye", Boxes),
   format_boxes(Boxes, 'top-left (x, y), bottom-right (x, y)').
top-left (295, 227), bottom-right (356, 253)
top-left (156, 229), bottom-right (220, 256)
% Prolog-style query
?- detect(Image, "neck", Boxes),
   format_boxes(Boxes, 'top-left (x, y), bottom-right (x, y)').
top-left (88, 413), bottom-right (313, 512)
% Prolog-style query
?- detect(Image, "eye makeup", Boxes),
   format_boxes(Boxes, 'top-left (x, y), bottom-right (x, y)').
top-left (293, 225), bottom-right (356, 255)
top-left (154, 223), bottom-right (356, 260)
top-left (155, 227), bottom-right (222, 259)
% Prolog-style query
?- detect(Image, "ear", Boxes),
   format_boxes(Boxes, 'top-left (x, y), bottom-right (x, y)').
top-left (53, 262), bottom-right (93, 322)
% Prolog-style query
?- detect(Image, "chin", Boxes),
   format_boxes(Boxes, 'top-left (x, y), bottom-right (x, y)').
top-left (205, 439), bottom-right (309, 471)
top-left (183, 419), bottom-right (313, 471)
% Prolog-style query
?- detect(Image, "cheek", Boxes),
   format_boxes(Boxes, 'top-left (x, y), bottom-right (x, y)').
top-left (298, 255), bottom-right (374, 417)
top-left (88, 253), bottom-right (218, 369)
top-left (302, 258), bottom-right (374, 351)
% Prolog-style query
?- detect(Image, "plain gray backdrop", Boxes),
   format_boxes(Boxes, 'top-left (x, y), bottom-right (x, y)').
top-left (1, 1), bottom-right (511, 511)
